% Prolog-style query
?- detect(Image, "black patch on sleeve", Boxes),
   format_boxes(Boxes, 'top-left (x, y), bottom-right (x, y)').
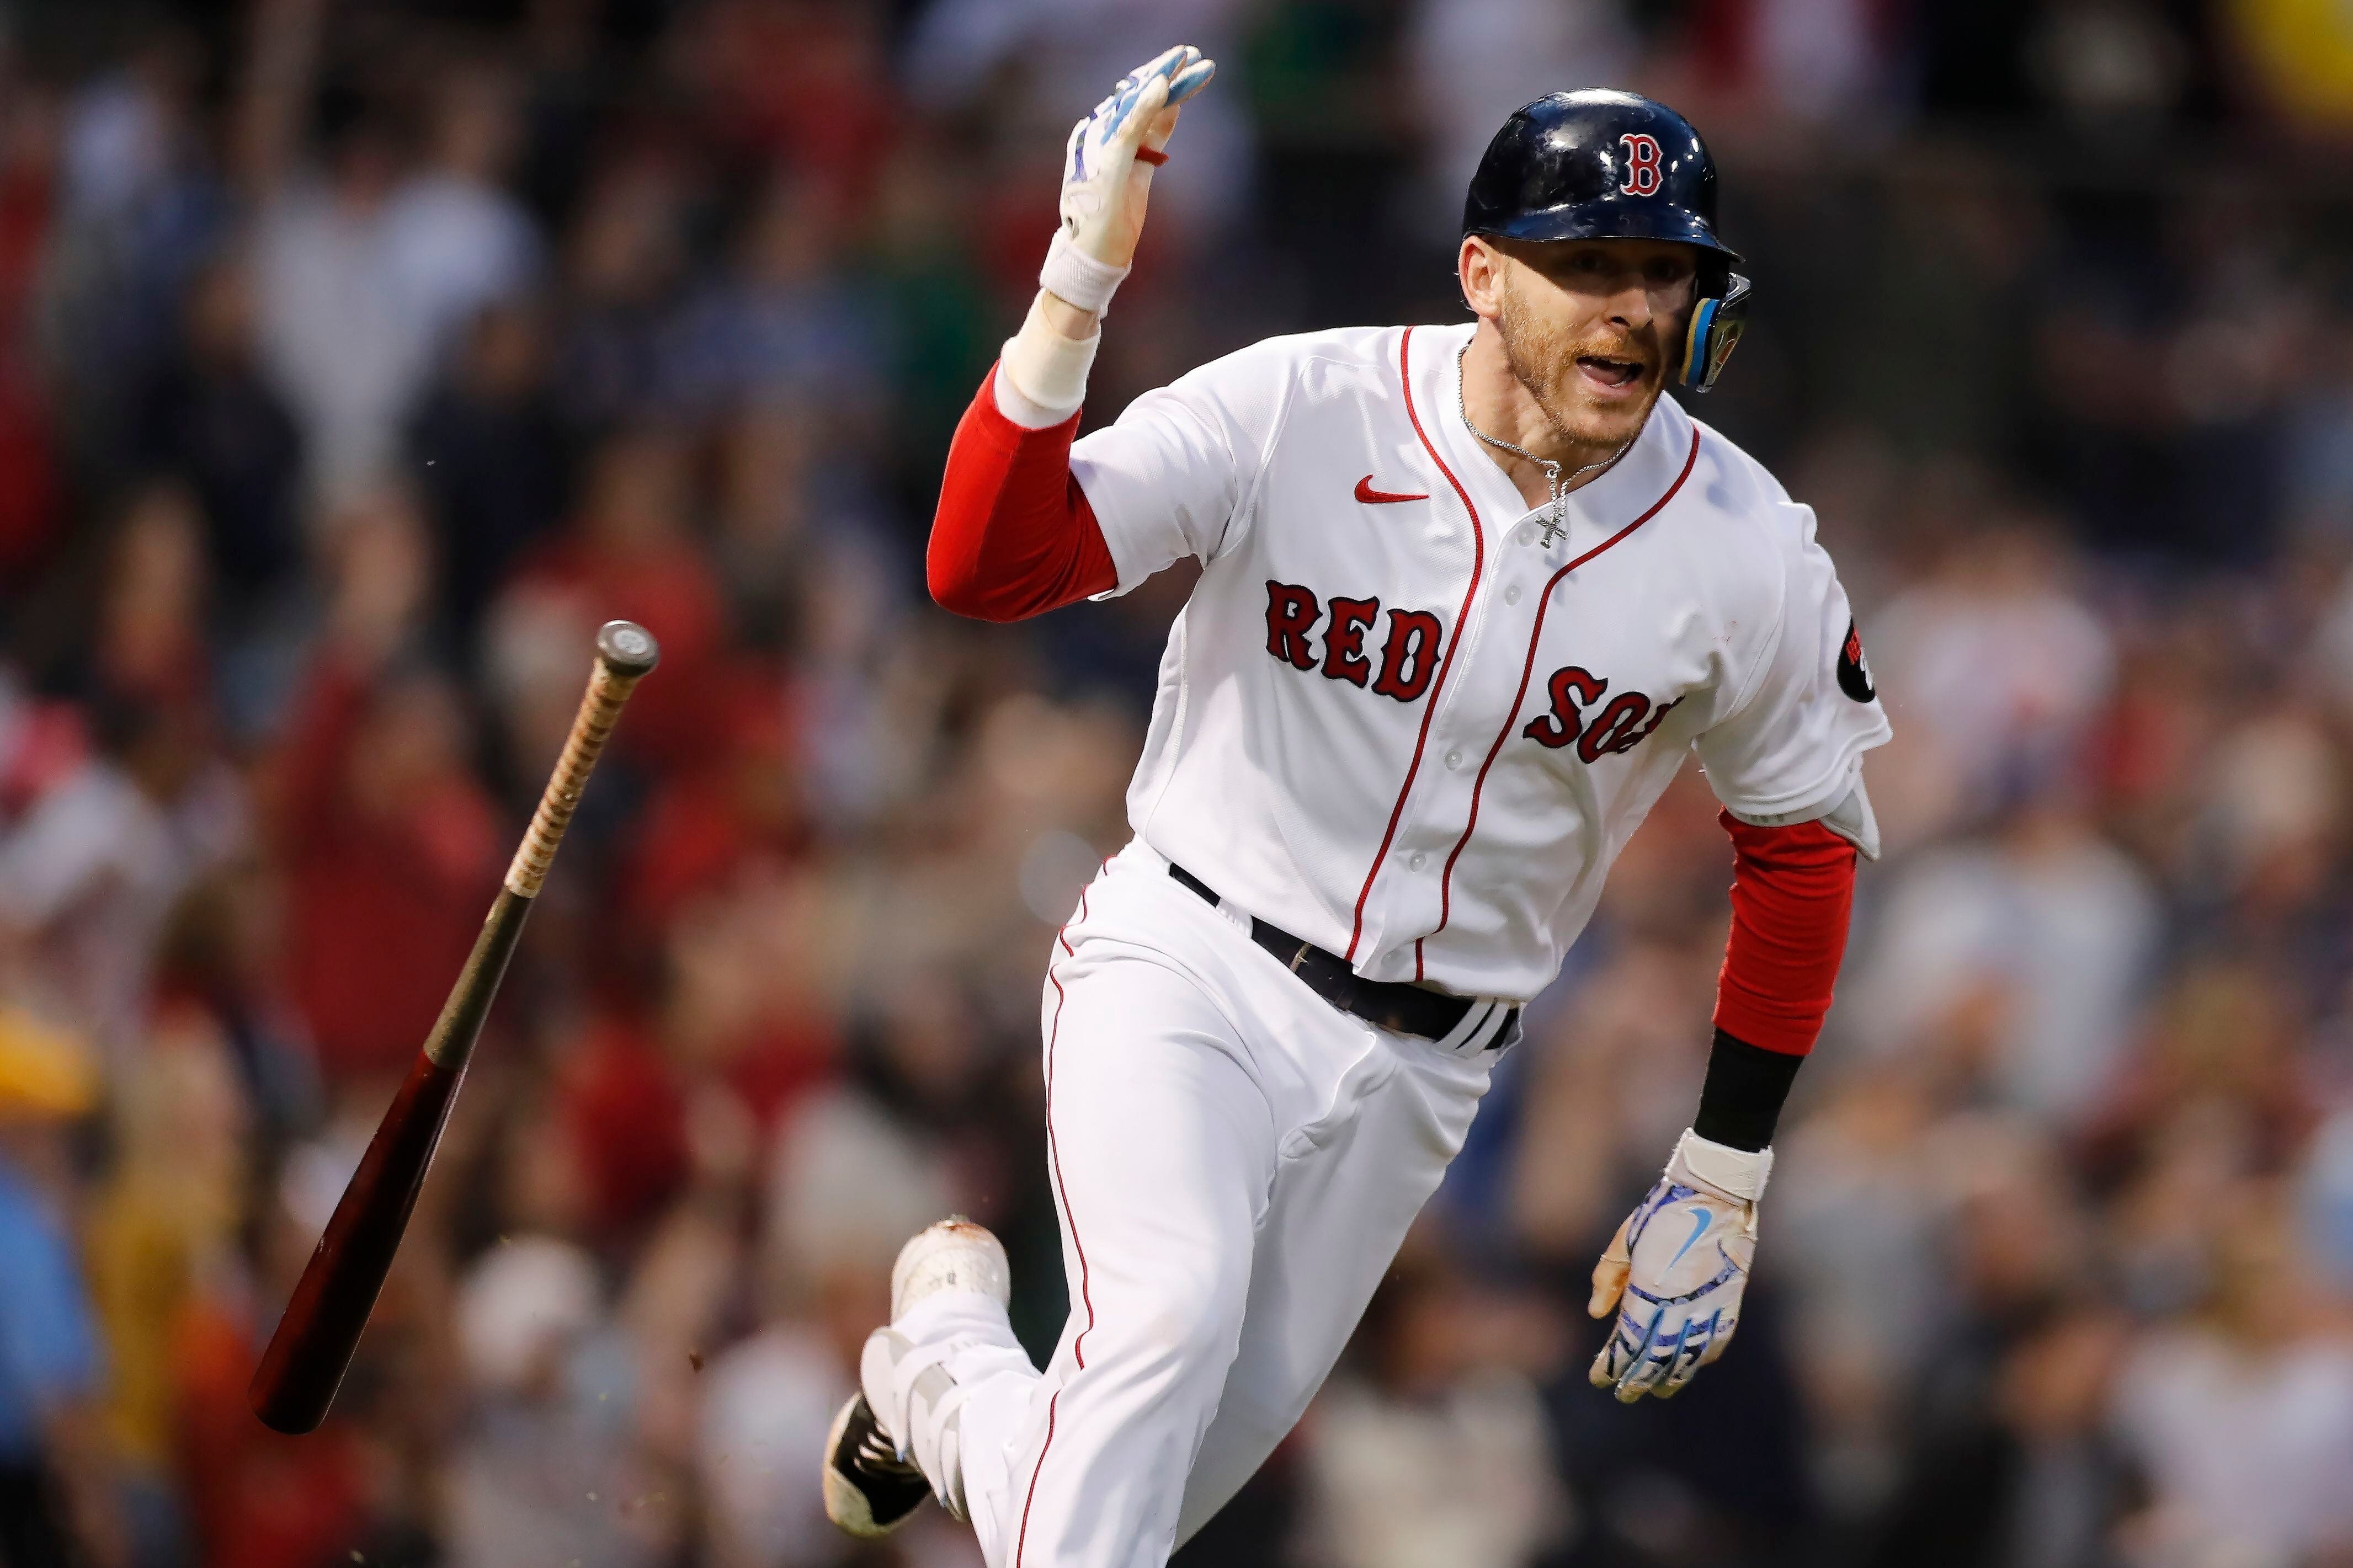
top-left (1835, 618), bottom-right (1875, 703)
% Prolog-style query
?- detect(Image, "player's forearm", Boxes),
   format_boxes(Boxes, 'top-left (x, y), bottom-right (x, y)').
top-left (1694, 812), bottom-right (1859, 1150)
top-left (1691, 1030), bottom-right (1806, 1151)
top-left (927, 367), bottom-right (1116, 622)
top-left (926, 253), bottom-right (1122, 617)
top-left (1039, 289), bottom-right (1100, 344)
top-left (994, 290), bottom-right (1104, 429)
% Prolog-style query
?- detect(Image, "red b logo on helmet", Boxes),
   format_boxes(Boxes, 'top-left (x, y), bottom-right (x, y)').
top-left (1620, 133), bottom-right (1662, 196)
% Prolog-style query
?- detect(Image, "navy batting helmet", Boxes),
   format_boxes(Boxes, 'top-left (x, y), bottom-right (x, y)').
top-left (1462, 90), bottom-right (1752, 394)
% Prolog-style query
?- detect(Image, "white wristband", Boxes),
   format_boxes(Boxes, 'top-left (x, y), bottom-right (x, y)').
top-left (1039, 229), bottom-right (1130, 316)
top-left (1669, 1128), bottom-right (1773, 1204)
top-left (995, 292), bottom-right (1099, 429)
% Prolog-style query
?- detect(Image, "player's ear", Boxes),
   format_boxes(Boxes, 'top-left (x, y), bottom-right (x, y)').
top-left (1460, 236), bottom-right (1506, 323)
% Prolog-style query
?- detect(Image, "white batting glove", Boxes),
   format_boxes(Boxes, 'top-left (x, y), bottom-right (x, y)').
top-left (1040, 44), bottom-right (1215, 314)
top-left (1588, 1130), bottom-right (1772, 1402)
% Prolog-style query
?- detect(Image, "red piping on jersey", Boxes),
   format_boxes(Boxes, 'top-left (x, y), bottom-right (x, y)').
top-left (1015, 1390), bottom-right (1058, 1565)
top-left (1428, 425), bottom-right (1702, 941)
top-left (1347, 327), bottom-right (1486, 963)
top-left (1044, 886), bottom-right (1096, 1368)
top-left (1019, 881), bottom-right (1098, 1567)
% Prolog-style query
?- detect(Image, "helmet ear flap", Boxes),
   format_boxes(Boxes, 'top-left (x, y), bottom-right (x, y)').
top-left (1678, 271), bottom-right (1752, 393)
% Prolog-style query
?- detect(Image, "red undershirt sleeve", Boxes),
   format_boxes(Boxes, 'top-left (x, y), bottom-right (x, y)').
top-left (927, 365), bottom-right (1119, 623)
top-left (1712, 810), bottom-right (1858, 1056)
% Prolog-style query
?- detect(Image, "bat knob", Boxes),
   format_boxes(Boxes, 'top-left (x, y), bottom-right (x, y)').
top-left (596, 621), bottom-right (661, 678)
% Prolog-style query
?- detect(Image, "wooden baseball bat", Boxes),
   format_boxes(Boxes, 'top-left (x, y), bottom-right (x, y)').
top-left (248, 620), bottom-right (659, 1435)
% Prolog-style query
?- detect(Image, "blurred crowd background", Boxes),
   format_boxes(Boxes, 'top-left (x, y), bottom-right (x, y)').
top-left (0, 0), bottom-right (2350, 1565)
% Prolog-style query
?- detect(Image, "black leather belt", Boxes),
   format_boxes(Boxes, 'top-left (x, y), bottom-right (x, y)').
top-left (1168, 862), bottom-right (1515, 1048)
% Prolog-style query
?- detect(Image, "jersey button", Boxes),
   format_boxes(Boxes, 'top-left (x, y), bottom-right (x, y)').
top-left (1407, 851), bottom-right (1428, 870)
top-left (1504, 585), bottom-right (1522, 605)
top-left (1444, 749), bottom-right (1462, 769)
top-left (1515, 522), bottom-right (1540, 546)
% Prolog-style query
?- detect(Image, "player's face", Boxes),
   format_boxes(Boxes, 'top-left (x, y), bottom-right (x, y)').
top-left (1493, 239), bottom-right (1699, 450)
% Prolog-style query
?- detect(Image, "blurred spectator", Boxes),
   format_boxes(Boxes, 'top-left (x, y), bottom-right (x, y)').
top-left (697, 1311), bottom-right (855, 1567)
top-left (552, 158), bottom-right (689, 436)
top-left (90, 483), bottom-right (211, 707)
top-left (0, 548), bottom-right (247, 1063)
top-left (1862, 522), bottom-right (2116, 848)
top-left (1866, 1305), bottom-right (2134, 1568)
top-left (666, 172), bottom-right (885, 423)
top-left (0, 1009), bottom-right (113, 1567)
top-left (445, 1234), bottom-right (665, 1568)
top-left (622, 669), bottom-right (805, 935)
top-left (555, 1012), bottom-right (694, 1241)
top-left (274, 502), bottom-right (500, 1085)
top-left (678, 0), bottom-right (898, 205)
top-left (409, 300), bottom-right (570, 648)
top-left (698, 1063), bottom-right (956, 1568)
top-left (1846, 800), bottom-right (2160, 1124)
top-left (2308, 1107), bottom-right (2353, 1291)
top-left (249, 87), bottom-right (432, 503)
top-left (864, 148), bottom-right (1003, 520)
top-left (83, 1007), bottom-right (247, 1567)
top-left (709, 402), bottom-right (816, 648)
top-left (494, 425), bottom-right (727, 768)
top-left (134, 252), bottom-right (306, 624)
top-left (2110, 1188), bottom-right (2353, 1565)
top-left (1407, 0), bottom-right (1634, 243)
top-left (1771, 1065), bottom-right (1947, 1516)
top-left (245, 14), bottom-right (536, 504)
top-left (1236, 0), bottom-right (1420, 327)
top-left (172, 1145), bottom-right (376, 1568)
top-left (380, 62), bottom-right (542, 376)
top-left (1679, 0), bottom-right (1907, 126)
top-left (36, 28), bottom-right (226, 487)
top-left (1300, 1244), bottom-right (1567, 1568)
top-left (2282, 312), bottom-right (2353, 545)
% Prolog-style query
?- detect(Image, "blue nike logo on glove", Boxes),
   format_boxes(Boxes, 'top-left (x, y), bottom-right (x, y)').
top-left (1667, 1207), bottom-right (1712, 1270)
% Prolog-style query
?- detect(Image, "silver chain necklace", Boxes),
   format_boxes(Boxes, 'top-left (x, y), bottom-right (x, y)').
top-left (1456, 341), bottom-right (1627, 546)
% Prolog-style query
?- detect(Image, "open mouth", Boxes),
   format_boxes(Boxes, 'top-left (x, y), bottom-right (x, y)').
top-left (1576, 355), bottom-right (1646, 391)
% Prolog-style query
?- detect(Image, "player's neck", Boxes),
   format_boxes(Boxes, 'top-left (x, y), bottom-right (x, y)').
top-left (1458, 322), bottom-right (1648, 511)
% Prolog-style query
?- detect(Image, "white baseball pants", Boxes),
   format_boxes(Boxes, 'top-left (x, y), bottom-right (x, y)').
top-left (893, 840), bottom-right (1504, 1567)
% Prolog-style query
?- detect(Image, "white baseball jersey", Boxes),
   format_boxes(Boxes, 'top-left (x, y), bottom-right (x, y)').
top-left (1067, 319), bottom-right (1892, 1002)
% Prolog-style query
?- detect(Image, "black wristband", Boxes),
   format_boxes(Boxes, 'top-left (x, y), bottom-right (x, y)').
top-left (1691, 1029), bottom-right (1805, 1153)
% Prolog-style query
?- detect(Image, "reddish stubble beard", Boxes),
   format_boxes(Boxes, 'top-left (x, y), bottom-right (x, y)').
top-left (1494, 269), bottom-right (1665, 461)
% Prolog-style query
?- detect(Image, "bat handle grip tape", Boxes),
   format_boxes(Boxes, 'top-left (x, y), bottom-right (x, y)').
top-left (503, 620), bottom-right (659, 901)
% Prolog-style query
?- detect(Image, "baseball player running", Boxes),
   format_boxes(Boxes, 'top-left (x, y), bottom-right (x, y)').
top-left (824, 47), bottom-right (1889, 1566)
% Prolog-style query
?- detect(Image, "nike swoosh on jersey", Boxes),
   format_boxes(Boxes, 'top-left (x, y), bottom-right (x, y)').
top-left (1666, 1207), bottom-right (1713, 1270)
top-left (1354, 474), bottom-right (1429, 504)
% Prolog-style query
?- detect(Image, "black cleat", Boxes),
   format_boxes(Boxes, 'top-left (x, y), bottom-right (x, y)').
top-left (822, 1391), bottom-right (931, 1538)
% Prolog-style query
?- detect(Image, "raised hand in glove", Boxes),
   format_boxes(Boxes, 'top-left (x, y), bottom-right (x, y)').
top-left (1040, 45), bottom-right (1215, 314)
top-left (1588, 1129), bottom-right (1772, 1402)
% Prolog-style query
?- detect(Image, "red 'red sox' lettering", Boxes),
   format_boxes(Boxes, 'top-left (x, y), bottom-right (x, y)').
top-left (1265, 589), bottom-right (1684, 755)
top-left (1371, 611), bottom-right (1442, 702)
top-left (1322, 596), bottom-right (1380, 686)
top-left (1265, 581), bottom-right (1321, 669)
top-left (1261, 582), bottom-right (1444, 705)
top-left (1522, 664), bottom-right (1683, 760)
top-left (1524, 666), bottom-right (1608, 749)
